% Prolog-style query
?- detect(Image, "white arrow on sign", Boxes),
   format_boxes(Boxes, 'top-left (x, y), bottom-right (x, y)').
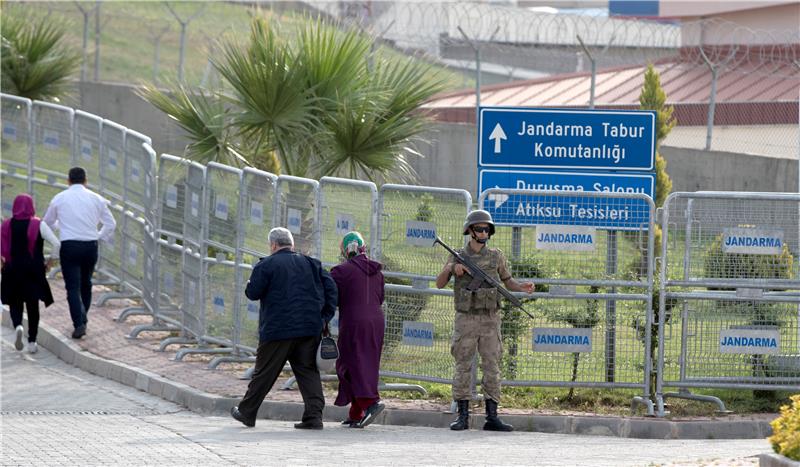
top-left (488, 123), bottom-right (507, 154)
top-left (487, 186), bottom-right (509, 209)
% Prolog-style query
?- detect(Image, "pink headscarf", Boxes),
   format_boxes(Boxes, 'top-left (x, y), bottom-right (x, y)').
top-left (1, 194), bottom-right (41, 263)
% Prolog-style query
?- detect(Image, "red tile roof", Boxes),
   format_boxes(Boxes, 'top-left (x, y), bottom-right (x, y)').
top-left (424, 55), bottom-right (800, 126)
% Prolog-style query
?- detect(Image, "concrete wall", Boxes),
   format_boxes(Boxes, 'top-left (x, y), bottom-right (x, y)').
top-left (414, 122), bottom-right (799, 198)
top-left (75, 82), bottom-right (798, 197)
top-left (660, 146), bottom-right (798, 193)
top-left (77, 81), bottom-right (190, 158)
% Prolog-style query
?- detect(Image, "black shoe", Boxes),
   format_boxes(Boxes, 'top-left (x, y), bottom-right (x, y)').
top-left (358, 401), bottom-right (385, 428)
top-left (71, 325), bottom-right (86, 339)
top-left (231, 406), bottom-right (255, 427)
top-left (341, 419), bottom-right (357, 425)
top-left (294, 420), bottom-right (323, 430)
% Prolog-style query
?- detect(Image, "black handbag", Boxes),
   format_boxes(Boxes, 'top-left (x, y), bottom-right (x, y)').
top-left (316, 335), bottom-right (339, 372)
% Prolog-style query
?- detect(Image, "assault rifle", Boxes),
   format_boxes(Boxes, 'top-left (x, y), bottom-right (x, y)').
top-left (433, 236), bottom-right (534, 319)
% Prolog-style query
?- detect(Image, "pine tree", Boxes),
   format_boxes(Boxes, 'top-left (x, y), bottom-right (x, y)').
top-left (638, 63), bottom-right (675, 208)
top-left (632, 64), bottom-right (678, 403)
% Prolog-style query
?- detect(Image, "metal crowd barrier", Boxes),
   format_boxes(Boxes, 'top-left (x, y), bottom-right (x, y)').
top-left (657, 191), bottom-right (800, 416)
top-left (3, 93), bottom-right (799, 417)
top-left (477, 189), bottom-right (656, 414)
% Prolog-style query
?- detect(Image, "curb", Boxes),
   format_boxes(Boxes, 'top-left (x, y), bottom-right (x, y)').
top-left (4, 315), bottom-right (774, 439)
top-left (759, 453), bottom-right (800, 467)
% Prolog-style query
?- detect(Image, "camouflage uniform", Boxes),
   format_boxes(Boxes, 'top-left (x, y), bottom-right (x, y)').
top-left (449, 246), bottom-right (512, 402)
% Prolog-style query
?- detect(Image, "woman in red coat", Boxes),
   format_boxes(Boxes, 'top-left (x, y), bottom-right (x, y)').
top-left (330, 231), bottom-right (386, 428)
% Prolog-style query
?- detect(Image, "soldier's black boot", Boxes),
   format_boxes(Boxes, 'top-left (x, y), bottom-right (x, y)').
top-left (483, 399), bottom-right (513, 432)
top-left (449, 400), bottom-right (470, 431)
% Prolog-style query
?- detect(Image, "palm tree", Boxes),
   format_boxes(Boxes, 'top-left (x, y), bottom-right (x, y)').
top-left (139, 15), bottom-right (447, 183)
top-left (1, 13), bottom-right (80, 101)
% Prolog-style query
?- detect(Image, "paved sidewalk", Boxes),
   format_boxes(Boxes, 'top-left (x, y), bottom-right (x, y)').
top-left (3, 280), bottom-right (777, 440)
top-left (1, 326), bottom-right (771, 466)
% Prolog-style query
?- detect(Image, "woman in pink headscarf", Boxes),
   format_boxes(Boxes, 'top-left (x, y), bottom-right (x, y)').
top-left (1, 194), bottom-right (60, 353)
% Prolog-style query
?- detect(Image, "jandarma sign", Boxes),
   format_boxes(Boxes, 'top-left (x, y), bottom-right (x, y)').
top-left (719, 329), bottom-right (780, 355)
top-left (532, 328), bottom-right (592, 353)
top-left (722, 227), bottom-right (784, 255)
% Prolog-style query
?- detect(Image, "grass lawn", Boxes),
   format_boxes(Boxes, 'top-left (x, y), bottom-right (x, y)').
top-left (5, 1), bottom-right (472, 92)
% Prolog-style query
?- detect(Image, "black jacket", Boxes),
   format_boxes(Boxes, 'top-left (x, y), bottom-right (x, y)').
top-left (245, 248), bottom-right (337, 343)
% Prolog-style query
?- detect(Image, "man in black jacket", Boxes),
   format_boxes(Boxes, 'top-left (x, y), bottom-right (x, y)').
top-left (231, 227), bottom-right (338, 429)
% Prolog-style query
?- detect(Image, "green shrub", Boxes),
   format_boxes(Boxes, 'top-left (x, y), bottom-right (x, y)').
top-left (501, 254), bottom-right (548, 379)
top-left (703, 234), bottom-right (793, 285)
top-left (630, 281), bottom-right (677, 399)
top-left (703, 233), bottom-right (794, 399)
top-left (769, 394), bottom-right (800, 461)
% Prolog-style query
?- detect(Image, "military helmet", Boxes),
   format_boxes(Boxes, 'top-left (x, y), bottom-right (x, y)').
top-left (462, 209), bottom-right (495, 235)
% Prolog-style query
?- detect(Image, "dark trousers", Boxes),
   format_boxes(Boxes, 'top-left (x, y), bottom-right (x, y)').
top-left (9, 298), bottom-right (39, 342)
top-left (238, 335), bottom-right (324, 423)
top-left (60, 240), bottom-right (98, 329)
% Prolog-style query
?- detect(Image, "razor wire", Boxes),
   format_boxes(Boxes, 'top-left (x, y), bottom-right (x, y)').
top-left (8, 2), bottom-right (798, 87)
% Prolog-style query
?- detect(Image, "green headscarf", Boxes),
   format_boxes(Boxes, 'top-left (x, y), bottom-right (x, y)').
top-left (340, 231), bottom-right (365, 259)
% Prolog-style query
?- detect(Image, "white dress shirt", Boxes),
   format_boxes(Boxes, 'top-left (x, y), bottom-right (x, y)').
top-left (39, 221), bottom-right (61, 259)
top-left (42, 184), bottom-right (116, 242)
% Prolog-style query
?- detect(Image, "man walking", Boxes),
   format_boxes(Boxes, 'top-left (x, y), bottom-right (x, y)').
top-left (43, 167), bottom-right (116, 339)
top-left (435, 210), bottom-right (534, 432)
top-left (231, 227), bottom-right (338, 429)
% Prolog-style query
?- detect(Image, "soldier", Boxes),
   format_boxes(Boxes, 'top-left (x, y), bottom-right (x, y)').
top-left (435, 210), bottom-right (534, 432)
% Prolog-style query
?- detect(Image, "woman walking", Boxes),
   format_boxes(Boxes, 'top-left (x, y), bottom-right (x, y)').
top-left (1, 194), bottom-right (59, 353)
top-left (330, 231), bottom-right (386, 428)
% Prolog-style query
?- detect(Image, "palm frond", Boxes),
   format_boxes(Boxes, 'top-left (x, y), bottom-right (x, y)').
top-left (294, 18), bottom-right (371, 107)
top-left (315, 93), bottom-right (421, 183)
top-left (137, 81), bottom-right (246, 167)
top-left (211, 18), bottom-right (322, 175)
top-left (1, 14), bottom-right (79, 101)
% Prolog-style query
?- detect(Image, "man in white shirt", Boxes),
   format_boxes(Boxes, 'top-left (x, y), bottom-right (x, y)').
top-left (43, 167), bottom-right (116, 339)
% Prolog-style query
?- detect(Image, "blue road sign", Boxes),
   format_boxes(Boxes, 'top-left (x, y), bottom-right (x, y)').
top-left (482, 189), bottom-right (651, 230)
top-left (478, 107), bottom-right (656, 171)
top-left (479, 169), bottom-right (654, 199)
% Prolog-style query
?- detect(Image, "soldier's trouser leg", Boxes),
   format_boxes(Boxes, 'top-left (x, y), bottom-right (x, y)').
top-left (450, 312), bottom-right (479, 401)
top-left (477, 311), bottom-right (502, 403)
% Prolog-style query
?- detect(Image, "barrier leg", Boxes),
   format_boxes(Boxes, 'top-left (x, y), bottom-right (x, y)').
top-left (631, 396), bottom-right (655, 416)
top-left (173, 347), bottom-right (234, 362)
top-left (158, 336), bottom-right (196, 352)
top-left (240, 365), bottom-right (256, 380)
top-left (379, 382), bottom-right (428, 396)
top-left (116, 306), bottom-right (148, 322)
top-left (662, 389), bottom-right (730, 414)
top-left (128, 323), bottom-right (180, 339)
top-left (207, 355), bottom-right (256, 370)
top-left (282, 374), bottom-right (339, 390)
top-left (97, 291), bottom-right (139, 307)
